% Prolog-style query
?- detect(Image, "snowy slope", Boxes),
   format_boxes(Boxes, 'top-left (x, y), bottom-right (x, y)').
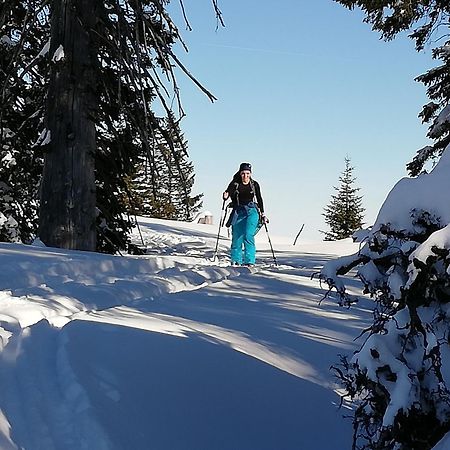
top-left (0, 217), bottom-right (371, 450)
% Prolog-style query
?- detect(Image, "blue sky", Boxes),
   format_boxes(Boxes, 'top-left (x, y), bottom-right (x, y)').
top-left (167, 0), bottom-right (434, 241)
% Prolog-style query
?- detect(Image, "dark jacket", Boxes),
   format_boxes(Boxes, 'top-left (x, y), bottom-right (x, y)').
top-left (225, 176), bottom-right (264, 213)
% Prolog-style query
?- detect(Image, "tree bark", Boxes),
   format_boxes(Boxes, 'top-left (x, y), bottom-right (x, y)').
top-left (39, 0), bottom-right (97, 251)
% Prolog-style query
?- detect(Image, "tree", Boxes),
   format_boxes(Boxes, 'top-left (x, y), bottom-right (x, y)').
top-left (1, 0), bottom-right (219, 252)
top-left (322, 157), bottom-right (364, 241)
top-left (321, 2), bottom-right (450, 449)
top-left (38, 0), bottom-right (98, 251)
top-left (159, 119), bottom-right (203, 222)
top-left (0, 2), bottom-right (47, 244)
top-left (322, 157), bottom-right (450, 450)
top-left (336, 1), bottom-right (450, 177)
top-left (125, 118), bottom-right (203, 221)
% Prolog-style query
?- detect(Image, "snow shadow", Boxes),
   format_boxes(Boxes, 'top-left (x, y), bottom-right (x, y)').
top-left (260, 249), bottom-right (336, 269)
top-left (118, 269), bottom-right (372, 388)
top-left (0, 321), bottom-right (113, 450)
top-left (64, 319), bottom-right (353, 450)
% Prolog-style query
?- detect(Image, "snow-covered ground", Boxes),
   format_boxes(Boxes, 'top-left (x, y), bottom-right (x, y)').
top-left (0, 217), bottom-right (373, 450)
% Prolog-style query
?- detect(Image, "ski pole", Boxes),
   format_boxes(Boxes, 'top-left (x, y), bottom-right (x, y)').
top-left (263, 221), bottom-right (278, 266)
top-left (212, 198), bottom-right (227, 261)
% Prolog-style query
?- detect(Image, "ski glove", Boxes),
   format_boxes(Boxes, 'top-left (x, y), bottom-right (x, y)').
top-left (261, 214), bottom-right (269, 224)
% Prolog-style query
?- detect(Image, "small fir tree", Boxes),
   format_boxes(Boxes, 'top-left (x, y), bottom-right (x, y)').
top-left (322, 157), bottom-right (365, 240)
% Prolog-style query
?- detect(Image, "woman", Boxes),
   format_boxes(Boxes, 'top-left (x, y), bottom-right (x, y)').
top-left (223, 162), bottom-right (267, 266)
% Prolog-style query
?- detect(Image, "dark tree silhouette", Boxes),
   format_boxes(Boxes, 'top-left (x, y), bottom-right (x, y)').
top-left (322, 157), bottom-right (364, 241)
top-left (0, 0), bottom-right (219, 252)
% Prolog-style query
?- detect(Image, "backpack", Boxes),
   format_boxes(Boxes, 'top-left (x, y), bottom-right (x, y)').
top-left (229, 172), bottom-right (257, 206)
top-left (225, 175), bottom-right (262, 229)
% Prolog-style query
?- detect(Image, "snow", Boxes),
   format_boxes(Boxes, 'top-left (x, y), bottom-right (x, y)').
top-left (319, 143), bottom-right (450, 449)
top-left (0, 35), bottom-right (13, 47)
top-left (323, 143), bottom-right (450, 298)
top-left (37, 40), bottom-right (50, 58)
top-left (0, 215), bottom-right (19, 242)
top-left (1, 152), bottom-right (16, 168)
top-left (0, 217), bottom-right (372, 449)
top-left (430, 104), bottom-right (450, 139)
top-left (410, 223), bottom-right (450, 264)
top-left (32, 129), bottom-right (51, 147)
top-left (441, 42), bottom-right (450, 56)
top-left (353, 307), bottom-right (419, 428)
top-left (320, 249), bottom-right (359, 294)
top-left (40, 129), bottom-right (51, 146)
top-left (372, 145), bottom-right (450, 234)
top-left (52, 45), bottom-right (65, 62)
top-left (192, 210), bottom-right (213, 223)
top-left (407, 223), bottom-right (450, 286)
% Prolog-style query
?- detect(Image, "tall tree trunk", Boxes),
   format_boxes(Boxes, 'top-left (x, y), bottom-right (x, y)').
top-left (39, 0), bottom-right (97, 251)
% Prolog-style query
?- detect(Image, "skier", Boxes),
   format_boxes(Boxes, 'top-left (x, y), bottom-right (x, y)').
top-left (223, 162), bottom-right (267, 266)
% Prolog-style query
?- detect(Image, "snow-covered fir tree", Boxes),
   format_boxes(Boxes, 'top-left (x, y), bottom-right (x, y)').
top-left (322, 157), bottom-right (364, 241)
top-left (323, 2), bottom-right (450, 449)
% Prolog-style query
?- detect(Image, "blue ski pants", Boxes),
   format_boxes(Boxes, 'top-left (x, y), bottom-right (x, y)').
top-left (230, 205), bottom-right (260, 265)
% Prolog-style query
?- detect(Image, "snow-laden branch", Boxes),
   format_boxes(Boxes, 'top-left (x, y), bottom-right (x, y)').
top-left (325, 143), bottom-right (450, 449)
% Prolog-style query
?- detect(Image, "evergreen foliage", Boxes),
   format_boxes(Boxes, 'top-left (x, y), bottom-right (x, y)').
top-left (326, 2), bottom-right (450, 449)
top-left (323, 208), bottom-right (450, 450)
top-left (0, 1), bottom-right (48, 243)
top-left (125, 117), bottom-right (203, 222)
top-left (322, 157), bottom-right (364, 241)
top-left (0, 0), bottom-right (214, 252)
top-left (335, 0), bottom-right (450, 176)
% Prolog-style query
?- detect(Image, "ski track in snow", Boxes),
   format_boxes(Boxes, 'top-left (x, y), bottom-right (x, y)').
top-left (0, 219), bottom-right (371, 449)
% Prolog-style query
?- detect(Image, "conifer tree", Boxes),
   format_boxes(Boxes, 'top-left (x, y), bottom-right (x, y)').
top-left (323, 3), bottom-right (450, 450)
top-left (335, 1), bottom-right (450, 177)
top-left (0, 0), bottom-right (218, 252)
top-left (0, 1), bottom-right (47, 244)
top-left (125, 118), bottom-right (202, 222)
top-left (322, 157), bottom-right (364, 240)
top-left (161, 120), bottom-right (203, 222)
